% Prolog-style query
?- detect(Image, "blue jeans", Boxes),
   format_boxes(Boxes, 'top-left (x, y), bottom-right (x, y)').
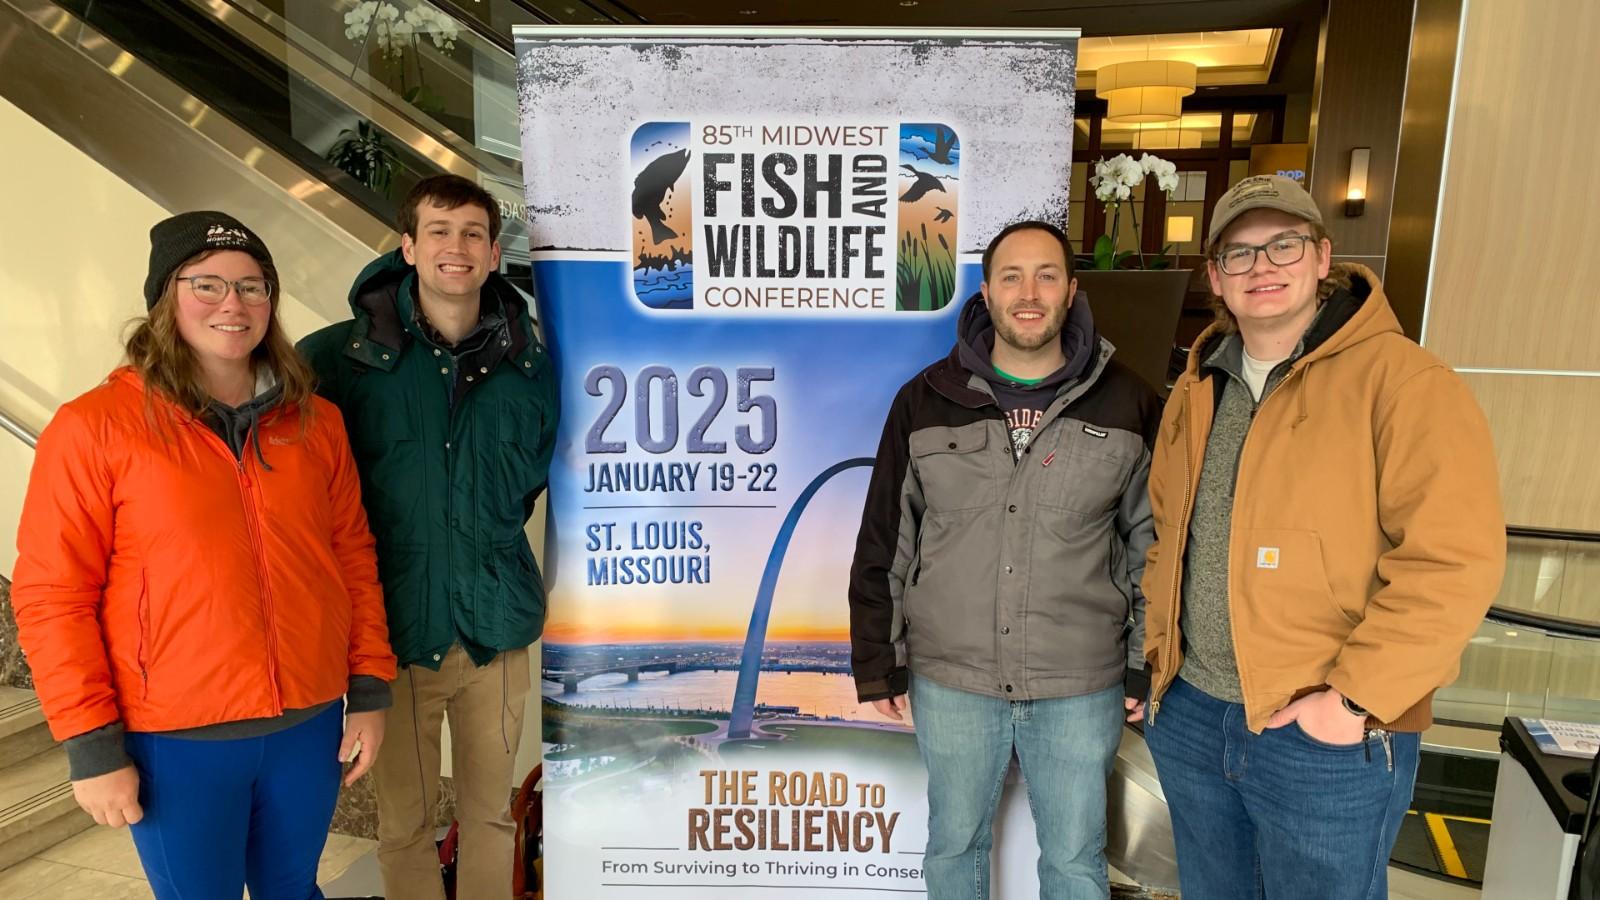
top-left (910, 674), bottom-right (1123, 900)
top-left (1144, 677), bottom-right (1420, 900)
top-left (124, 702), bottom-right (343, 900)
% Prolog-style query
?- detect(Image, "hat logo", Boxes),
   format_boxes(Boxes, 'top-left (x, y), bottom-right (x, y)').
top-left (1228, 177), bottom-right (1280, 207)
top-left (205, 224), bottom-right (252, 247)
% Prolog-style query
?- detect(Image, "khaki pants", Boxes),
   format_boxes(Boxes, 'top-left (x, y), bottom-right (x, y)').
top-left (374, 644), bottom-right (532, 900)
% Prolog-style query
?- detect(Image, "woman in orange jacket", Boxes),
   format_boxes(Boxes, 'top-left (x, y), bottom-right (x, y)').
top-left (11, 212), bottom-right (398, 900)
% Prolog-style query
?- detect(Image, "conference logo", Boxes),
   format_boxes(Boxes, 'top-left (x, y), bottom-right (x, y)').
top-left (629, 121), bottom-right (960, 314)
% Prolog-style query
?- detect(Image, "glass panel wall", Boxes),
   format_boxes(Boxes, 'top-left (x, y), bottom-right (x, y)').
top-left (1435, 536), bottom-right (1600, 727)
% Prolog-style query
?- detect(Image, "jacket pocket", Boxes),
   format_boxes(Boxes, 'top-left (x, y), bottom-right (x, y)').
top-left (1038, 423), bottom-right (1135, 518)
top-left (496, 399), bottom-right (548, 520)
top-left (909, 424), bottom-right (995, 512)
top-left (903, 508), bottom-right (994, 666)
top-left (492, 539), bottom-right (545, 646)
top-left (1028, 510), bottom-right (1129, 674)
top-left (136, 569), bottom-right (151, 699)
top-left (1236, 528), bottom-right (1357, 669)
top-left (907, 522), bottom-right (926, 588)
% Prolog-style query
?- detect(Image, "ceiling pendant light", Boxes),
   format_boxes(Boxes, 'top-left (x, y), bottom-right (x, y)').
top-left (1096, 60), bottom-right (1197, 123)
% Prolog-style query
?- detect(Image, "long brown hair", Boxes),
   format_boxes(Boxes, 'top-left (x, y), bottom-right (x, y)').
top-left (123, 249), bottom-right (316, 428)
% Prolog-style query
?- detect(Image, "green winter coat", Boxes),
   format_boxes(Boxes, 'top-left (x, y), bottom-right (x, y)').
top-left (298, 250), bottom-right (559, 669)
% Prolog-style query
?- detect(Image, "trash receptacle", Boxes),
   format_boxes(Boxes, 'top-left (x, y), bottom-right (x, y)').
top-left (1482, 718), bottom-right (1594, 899)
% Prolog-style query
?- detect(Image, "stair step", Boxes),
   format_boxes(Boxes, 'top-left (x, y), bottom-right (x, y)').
top-left (0, 745), bottom-right (93, 870)
top-left (0, 686), bottom-right (53, 768)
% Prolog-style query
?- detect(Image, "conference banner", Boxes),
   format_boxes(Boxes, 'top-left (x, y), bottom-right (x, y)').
top-left (516, 27), bottom-right (1080, 897)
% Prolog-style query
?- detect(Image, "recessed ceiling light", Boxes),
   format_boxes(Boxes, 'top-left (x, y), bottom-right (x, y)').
top-left (740, 8), bottom-right (758, 13)
top-left (900, 1), bottom-right (919, 5)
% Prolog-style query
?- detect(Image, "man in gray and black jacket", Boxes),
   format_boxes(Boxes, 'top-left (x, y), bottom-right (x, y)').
top-left (849, 221), bottom-right (1160, 900)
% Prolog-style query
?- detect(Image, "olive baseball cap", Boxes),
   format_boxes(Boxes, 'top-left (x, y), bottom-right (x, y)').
top-left (1207, 174), bottom-right (1324, 246)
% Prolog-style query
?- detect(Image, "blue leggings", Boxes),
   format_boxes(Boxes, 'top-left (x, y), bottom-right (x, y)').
top-left (125, 702), bottom-right (343, 900)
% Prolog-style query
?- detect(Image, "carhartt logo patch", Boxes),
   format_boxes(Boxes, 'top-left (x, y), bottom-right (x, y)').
top-left (1257, 547), bottom-right (1280, 569)
top-left (1083, 425), bottom-right (1108, 439)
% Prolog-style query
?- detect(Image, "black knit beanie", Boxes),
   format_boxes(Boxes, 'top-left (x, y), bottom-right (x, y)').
top-left (143, 211), bottom-right (275, 309)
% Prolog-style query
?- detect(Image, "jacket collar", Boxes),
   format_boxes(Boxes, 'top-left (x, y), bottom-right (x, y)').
top-left (340, 249), bottom-right (546, 379)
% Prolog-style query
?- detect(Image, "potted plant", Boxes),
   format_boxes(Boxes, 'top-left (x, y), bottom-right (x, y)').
top-left (327, 119), bottom-right (400, 197)
top-left (1086, 152), bottom-right (1182, 270)
top-left (1078, 152), bottom-right (1192, 393)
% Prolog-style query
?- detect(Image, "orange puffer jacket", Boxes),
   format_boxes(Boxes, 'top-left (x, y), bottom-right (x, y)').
top-left (11, 367), bottom-right (396, 741)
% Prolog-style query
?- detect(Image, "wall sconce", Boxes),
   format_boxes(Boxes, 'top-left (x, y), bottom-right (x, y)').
top-left (1345, 147), bottom-right (1370, 217)
top-left (1166, 216), bottom-right (1194, 244)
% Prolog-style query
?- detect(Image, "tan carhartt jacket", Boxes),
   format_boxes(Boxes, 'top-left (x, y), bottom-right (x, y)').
top-left (1142, 265), bottom-right (1506, 733)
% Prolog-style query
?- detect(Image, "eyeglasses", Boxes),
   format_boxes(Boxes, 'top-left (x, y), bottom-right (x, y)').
top-left (176, 275), bottom-right (273, 306)
top-left (1213, 234), bottom-right (1314, 276)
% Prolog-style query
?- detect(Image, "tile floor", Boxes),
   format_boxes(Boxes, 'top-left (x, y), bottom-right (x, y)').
top-left (0, 825), bottom-right (374, 899)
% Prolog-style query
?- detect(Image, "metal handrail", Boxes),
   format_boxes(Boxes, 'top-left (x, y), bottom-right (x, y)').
top-left (1485, 605), bottom-right (1600, 641)
top-left (0, 406), bottom-right (38, 449)
top-left (1508, 524), bottom-right (1600, 544)
top-left (1494, 526), bottom-right (1600, 637)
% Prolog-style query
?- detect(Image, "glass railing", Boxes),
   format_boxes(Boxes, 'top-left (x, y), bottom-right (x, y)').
top-left (229, 0), bottom-right (526, 165)
top-left (1433, 528), bottom-right (1600, 729)
top-left (203, 0), bottom-right (543, 285)
top-left (47, 0), bottom-right (541, 289)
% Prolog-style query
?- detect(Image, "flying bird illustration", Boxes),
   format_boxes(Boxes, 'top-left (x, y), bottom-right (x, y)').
top-left (934, 207), bottom-right (954, 223)
top-left (899, 164), bottom-right (947, 204)
top-left (924, 126), bottom-right (958, 165)
top-left (632, 148), bottom-right (691, 244)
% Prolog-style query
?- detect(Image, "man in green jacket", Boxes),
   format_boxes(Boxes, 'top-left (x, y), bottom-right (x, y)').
top-left (299, 174), bottom-right (558, 900)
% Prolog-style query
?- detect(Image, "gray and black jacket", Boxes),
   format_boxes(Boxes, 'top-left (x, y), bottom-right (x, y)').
top-left (849, 291), bottom-right (1161, 703)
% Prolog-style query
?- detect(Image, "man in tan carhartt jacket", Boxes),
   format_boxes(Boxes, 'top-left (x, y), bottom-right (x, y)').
top-left (1134, 175), bottom-right (1505, 900)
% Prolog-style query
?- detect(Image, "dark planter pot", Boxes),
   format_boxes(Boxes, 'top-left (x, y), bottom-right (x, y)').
top-left (1075, 268), bottom-right (1193, 395)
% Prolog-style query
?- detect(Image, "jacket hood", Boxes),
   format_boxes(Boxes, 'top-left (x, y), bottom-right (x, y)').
top-left (1186, 263), bottom-right (1402, 379)
top-left (954, 287), bottom-right (1099, 388)
top-left (346, 248), bottom-right (534, 353)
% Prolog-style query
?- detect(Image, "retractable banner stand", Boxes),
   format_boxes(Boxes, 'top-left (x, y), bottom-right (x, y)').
top-left (515, 27), bottom-right (1080, 898)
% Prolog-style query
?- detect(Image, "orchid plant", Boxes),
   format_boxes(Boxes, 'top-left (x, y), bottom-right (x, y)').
top-left (344, 2), bottom-right (460, 56)
top-left (343, 2), bottom-right (460, 114)
top-left (1086, 152), bottom-right (1180, 270)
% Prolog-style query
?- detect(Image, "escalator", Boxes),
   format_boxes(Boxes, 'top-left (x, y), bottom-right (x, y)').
top-left (0, 0), bottom-right (570, 313)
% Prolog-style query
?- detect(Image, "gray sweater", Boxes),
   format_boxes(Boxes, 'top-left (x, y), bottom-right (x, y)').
top-left (1177, 304), bottom-right (1342, 703)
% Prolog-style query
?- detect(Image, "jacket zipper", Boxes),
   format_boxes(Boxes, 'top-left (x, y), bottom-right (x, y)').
top-left (197, 424), bottom-right (284, 714)
top-left (1150, 382), bottom-right (1195, 724)
top-left (235, 454), bottom-right (284, 713)
top-left (137, 569), bottom-right (150, 699)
